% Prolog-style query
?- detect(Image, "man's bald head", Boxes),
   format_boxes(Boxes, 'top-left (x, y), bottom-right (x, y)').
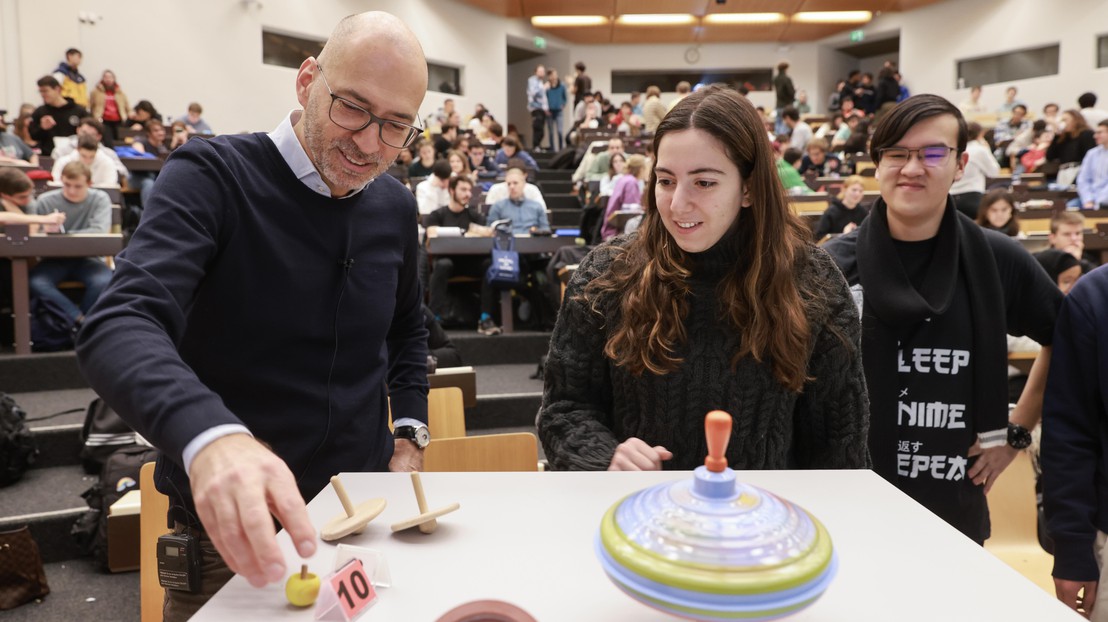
top-left (317, 12), bottom-right (428, 95)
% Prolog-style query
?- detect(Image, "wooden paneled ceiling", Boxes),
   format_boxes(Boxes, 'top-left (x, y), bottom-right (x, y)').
top-left (455, 0), bottom-right (947, 43)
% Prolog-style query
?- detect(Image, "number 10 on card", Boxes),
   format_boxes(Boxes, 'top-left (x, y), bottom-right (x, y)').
top-left (315, 558), bottom-right (377, 620)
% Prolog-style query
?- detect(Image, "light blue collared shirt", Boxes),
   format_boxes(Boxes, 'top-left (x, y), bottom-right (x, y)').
top-left (265, 110), bottom-right (371, 199)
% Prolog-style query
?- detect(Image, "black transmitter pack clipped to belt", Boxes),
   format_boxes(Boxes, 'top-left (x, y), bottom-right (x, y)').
top-left (157, 532), bottom-right (202, 592)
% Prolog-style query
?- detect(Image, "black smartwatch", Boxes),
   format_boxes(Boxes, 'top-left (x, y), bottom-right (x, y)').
top-left (1007, 423), bottom-right (1032, 449)
top-left (394, 424), bottom-right (431, 449)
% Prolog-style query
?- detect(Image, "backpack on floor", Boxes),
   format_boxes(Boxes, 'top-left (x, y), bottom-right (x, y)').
top-left (71, 445), bottom-right (158, 570)
top-left (79, 398), bottom-right (139, 475)
top-left (29, 296), bottom-right (75, 352)
top-left (0, 393), bottom-right (37, 487)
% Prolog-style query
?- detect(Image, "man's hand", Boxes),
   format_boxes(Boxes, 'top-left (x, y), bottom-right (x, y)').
top-left (967, 441), bottom-right (1018, 493)
top-left (189, 434), bottom-right (317, 588)
top-left (39, 116), bottom-right (56, 130)
top-left (608, 437), bottom-right (673, 471)
top-left (1055, 577), bottom-right (1098, 618)
top-left (389, 438), bottom-right (423, 472)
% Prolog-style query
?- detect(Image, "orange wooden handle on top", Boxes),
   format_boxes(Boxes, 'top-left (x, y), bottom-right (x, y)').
top-left (704, 411), bottom-right (733, 473)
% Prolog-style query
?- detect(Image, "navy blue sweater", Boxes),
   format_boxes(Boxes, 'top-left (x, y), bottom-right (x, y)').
top-left (76, 133), bottom-right (428, 516)
top-left (1043, 265), bottom-right (1108, 581)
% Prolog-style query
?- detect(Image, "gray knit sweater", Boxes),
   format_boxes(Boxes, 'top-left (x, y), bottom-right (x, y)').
top-left (538, 233), bottom-right (871, 471)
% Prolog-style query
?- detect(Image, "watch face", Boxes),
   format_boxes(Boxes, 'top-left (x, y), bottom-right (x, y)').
top-left (1008, 424), bottom-right (1032, 449)
top-left (414, 426), bottom-right (431, 448)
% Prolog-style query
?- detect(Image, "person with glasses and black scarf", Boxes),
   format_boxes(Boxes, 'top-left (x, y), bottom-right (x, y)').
top-left (823, 95), bottom-right (1062, 547)
top-left (74, 12), bottom-right (432, 620)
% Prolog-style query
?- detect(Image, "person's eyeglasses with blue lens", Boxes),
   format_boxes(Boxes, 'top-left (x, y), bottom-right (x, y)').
top-left (315, 62), bottom-right (422, 149)
top-left (878, 146), bottom-right (956, 169)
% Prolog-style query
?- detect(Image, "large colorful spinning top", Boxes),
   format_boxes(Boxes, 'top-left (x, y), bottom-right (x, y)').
top-left (596, 411), bottom-right (838, 621)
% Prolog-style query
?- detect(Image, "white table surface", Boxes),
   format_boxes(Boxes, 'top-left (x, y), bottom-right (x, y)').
top-left (193, 470), bottom-right (1081, 621)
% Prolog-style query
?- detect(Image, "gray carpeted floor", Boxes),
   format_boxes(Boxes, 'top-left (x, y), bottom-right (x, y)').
top-left (4, 557), bottom-right (140, 622)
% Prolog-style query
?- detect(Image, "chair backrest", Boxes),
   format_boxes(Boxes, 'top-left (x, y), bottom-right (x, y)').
top-left (140, 461), bottom-right (170, 622)
top-left (428, 386), bottom-right (466, 439)
top-left (423, 432), bottom-right (539, 472)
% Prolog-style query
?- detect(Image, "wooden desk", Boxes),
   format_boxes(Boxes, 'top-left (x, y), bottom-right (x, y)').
top-left (193, 470), bottom-right (1080, 621)
top-left (1, 224), bottom-right (123, 354)
top-left (605, 210), bottom-right (642, 232)
top-left (120, 157), bottom-right (164, 173)
top-left (426, 235), bottom-right (579, 333)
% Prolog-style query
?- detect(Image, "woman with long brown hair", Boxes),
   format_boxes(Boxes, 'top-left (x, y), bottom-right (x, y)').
top-left (538, 85), bottom-right (870, 471)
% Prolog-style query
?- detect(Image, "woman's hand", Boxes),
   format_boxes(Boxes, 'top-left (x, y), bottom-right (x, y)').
top-left (608, 438), bottom-right (673, 471)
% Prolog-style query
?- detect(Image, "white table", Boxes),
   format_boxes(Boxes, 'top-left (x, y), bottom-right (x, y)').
top-left (194, 470), bottom-right (1080, 621)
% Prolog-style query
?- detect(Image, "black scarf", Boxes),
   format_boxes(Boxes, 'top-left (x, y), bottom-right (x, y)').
top-left (856, 197), bottom-right (1008, 481)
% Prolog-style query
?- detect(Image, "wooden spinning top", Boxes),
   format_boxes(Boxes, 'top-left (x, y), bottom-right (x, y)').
top-left (321, 475), bottom-right (387, 541)
top-left (390, 472), bottom-right (460, 534)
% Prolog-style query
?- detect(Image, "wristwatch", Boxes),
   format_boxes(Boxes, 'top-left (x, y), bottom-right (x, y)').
top-left (1007, 423), bottom-right (1032, 449)
top-left (394, 424), bottom-right (431, 449)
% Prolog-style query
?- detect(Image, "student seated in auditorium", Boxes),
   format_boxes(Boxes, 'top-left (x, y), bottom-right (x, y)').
top-left (487, 168), bottom-right (549, 234)
top-left (26, 161), bottom-right (112, 325)
top-left (408, 140), bottom-right (436, 178)
top-left (828, 116), bottom-right (857, 155)
top-left (775, 147), bottom-right (811, 195)
top-left (782, 106), bottom-right (813, 152)
top-left (949, 122), bottom-right (1000, 219)
top-left (600, 154), bottom-right (646, 241)
top-left (0, 168), bottom-right (65, 231)
top-left (1075, 120), bottom-right (1108, 210)
top-left (974, 190), bottom-right (1021, 237)
top-left (423, 304), bottom-right (462, 370)
top-left (386, 147), bottom-right (412, 184)
top-left (598, 152), bottom-right (627, 200)
top-left (131, 119), bottom-right (173, 206)
top-left (434, 123), bottom-right (457, 159)
top-left (538, 85), bottom-right (869, 472)
top-left (415, 159), bottom-right (452, 216)
top-left (52, 118), bottom-right (128, 184)
top-left (812, 175), bottom-right (868, 240)
top-left (425, 176), bottom-right (487, 322)
top-left (796, 138), bottom-right (842, 177)
top-left (51, 134), bottom-right (119, 187)
top-left (127, 99), bottom-right (161, 131)
top-left (466, 139), bottom-right (497, 180)
top-left (484, 161), bottom-right (546, 208)
top-left (493, 136), bottom-right (538, 171)
top-left (992, 104), bottom-right (1030, 165)
top-left (1049, 211), bottom-right (1099, 272)
top-left (0, 115), bottom-right (39, 167)
top-left (446, 148), bottom-right (473, 182)
top-left (181, 102), bottom-right (212, 135)
top-left (1046, 110), bottom-right (1095, 179)
top-left (582, 136), bottom-right (628, 184)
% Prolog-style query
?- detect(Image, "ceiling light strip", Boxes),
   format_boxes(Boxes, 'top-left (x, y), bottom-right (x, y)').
top-left (530, 15), bottom-right (608, 27)
top-left (616, 13), bottom-right (696, 26)
top-left (791, 11), bottom-right (873, 24)
top-left (704, 13), bottom-right (786, 25)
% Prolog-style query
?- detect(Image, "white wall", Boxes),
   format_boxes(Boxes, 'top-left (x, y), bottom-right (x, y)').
top-left (821, 0), bottom-right (1108, 114)
top-left (5, 0), bottom-right (569, 134)
top-left (8, 0), bottom-right (1105, 134)
top-left (570, 41), bottom-right (822, 114)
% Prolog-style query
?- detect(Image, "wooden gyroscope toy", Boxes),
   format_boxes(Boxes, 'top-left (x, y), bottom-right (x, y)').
top-left (595, 410), bottom-right (839, 621)
top-left (320, 475), bottom-right (387, 541)
top-left (390, 471), bottom-right (460, 534)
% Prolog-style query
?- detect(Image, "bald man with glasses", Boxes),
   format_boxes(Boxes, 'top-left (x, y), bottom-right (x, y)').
top-left (75, 12), bottom-right (431, 619)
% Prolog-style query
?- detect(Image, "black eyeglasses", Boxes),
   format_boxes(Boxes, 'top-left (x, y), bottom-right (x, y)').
top-left (878, 146), bottom-right (956, 169)
top-left (315, 63), bottom-right (422, 149)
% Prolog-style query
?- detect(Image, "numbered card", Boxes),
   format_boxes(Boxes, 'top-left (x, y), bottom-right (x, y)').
top-left (334, 544), bottom-right (392, 588)
top-left (315, 558), bottom-right (377, 621)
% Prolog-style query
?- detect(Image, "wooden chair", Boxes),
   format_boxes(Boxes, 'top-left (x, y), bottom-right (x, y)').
top-left (427, 386), bottom-right (466, 439)
top-left (984, 450), bottom-right (1054, 594)
top-left (140, 462), bottom-right (171, 622)
top-left (423, 432), bottom-right (539, 472)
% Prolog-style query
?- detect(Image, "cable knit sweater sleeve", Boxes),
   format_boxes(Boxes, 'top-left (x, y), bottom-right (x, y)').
top-left (538, 244), bottom-right (621, 471)
top-left (792, 248), bottom-right (872, 469)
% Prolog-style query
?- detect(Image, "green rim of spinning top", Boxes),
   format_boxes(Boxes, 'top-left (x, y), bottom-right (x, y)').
top-left (599, 497), bottom-right (835, 595)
